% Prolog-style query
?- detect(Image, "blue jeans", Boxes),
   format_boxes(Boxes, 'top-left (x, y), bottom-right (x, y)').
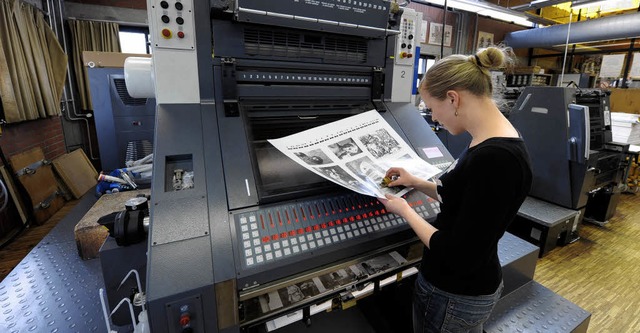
top-left (413, 273), bottom-right (503, 333)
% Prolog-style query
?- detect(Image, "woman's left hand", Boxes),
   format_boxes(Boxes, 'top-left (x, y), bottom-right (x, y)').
top-left (379, 193), bottom-right (411, 217)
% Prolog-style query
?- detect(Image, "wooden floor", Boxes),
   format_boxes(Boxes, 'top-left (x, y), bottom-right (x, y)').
top-left (535, 192), bottom-right (640, 333)
top-left (0, 198), bottom-right (81, 281)
top-left (0, 193), bottom-right (639, 332)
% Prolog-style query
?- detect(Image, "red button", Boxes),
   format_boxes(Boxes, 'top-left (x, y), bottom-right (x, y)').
top-left (161, 29), bottom-right (171, 38)
top-left (179, 314), bottom-right (190, 327)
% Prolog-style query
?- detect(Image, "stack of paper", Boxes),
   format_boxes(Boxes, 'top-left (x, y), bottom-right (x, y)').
top-left (611, 112), bottom-right (640, 144)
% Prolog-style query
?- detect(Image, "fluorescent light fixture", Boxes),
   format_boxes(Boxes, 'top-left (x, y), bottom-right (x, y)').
top-left (571, 0), bottom-right (608, 9)
top-left (413, 0), bottom-right (535, 27)
top-left (450, 2), bottom-right (482, 13)
top-left (451, 0), bottom-right (534, 27)
top-left (477, 8), bottom-right (533, 26)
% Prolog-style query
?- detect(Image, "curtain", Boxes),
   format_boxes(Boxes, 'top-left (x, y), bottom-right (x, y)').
top-left (68, 19), bottom-right (120, 111)
top-left (0, 0), bottom-right (67, 123)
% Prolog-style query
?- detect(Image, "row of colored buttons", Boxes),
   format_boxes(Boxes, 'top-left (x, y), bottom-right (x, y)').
top-left (161, 29), bottom-right (185, 39)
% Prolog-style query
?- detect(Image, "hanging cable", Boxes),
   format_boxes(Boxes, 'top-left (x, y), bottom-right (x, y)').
top-left (559, 10), bottom-right (574, 87)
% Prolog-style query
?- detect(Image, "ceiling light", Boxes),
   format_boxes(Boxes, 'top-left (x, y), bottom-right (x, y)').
top-left (477, 8), bottom-right (533, 26)
top-left (571, 0), bottom-right (608, 9)
top-left (451, 0), bottom-right (534, 27)
top-left (411, 0), bottom-right (535, 27)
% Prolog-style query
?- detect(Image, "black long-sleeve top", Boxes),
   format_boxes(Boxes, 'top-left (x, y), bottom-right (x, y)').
top-left (421, 137), bottom-right (532, 296)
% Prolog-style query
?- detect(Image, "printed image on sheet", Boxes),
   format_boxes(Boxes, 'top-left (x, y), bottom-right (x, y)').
top-left (346, 157), bottom-right (403, 195)
top-left (329, 138), bottom-right (363, 160)
top-left (294, 149), bottom-right (332, 165)
top-left (360, 253), bottom-right (404, 275)
top-left (359, 129), bottom-right (402, 159)
top-left (314, 166), bottom-right (360, 189)
top-left (259, 291), bottom-right (285, 312)
top-left (318, 268), bottom-right (358, 290)
top-left (346, 156), bottom-right (384, 186)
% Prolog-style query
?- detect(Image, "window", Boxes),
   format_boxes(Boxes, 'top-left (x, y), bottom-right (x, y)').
top-left (119, 26), bottom-right (150, 54)
top-left (416, 55), bottom-right (437, 90)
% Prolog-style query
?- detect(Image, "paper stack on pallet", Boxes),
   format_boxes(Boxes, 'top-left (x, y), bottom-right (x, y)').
top-left (611, 112), bottom-right (640, 144)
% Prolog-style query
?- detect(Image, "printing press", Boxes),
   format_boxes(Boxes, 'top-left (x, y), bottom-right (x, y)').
top-left (134, 1), bottom-right (454, 332)
top-left (509, 87), bottom-right (626, 226)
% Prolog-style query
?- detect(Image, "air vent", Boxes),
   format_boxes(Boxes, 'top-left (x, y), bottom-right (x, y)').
top-left (114, 78), bottom-right (148, 106)
top-left (125, 139), bottom-right (153, 163)
top-left (244, 28), bottom-right (368, 63)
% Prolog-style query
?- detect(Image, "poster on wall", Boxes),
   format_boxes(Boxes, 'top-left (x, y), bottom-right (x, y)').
top-left (421, 20), bottom-right (428, 44)
top-left (477, 31), bottom-right (494, 49)
top-left (428, 22), bottom-right (452, 47)
top-left (599, 54), bottom-right (626, 78)
top-left (629, 53), bottom-right (640, 79)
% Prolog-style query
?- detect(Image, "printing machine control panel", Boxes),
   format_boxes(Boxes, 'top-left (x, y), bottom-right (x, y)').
top-left (148, 0), bottom-right (195, 50)
top-left (233, 190), bottom-right (439, 272)
top-left (395, 11), bottom-right (419, 65)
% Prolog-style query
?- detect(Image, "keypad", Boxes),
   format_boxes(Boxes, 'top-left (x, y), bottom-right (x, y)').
top-left (236, 192), bottom-right (439, 268)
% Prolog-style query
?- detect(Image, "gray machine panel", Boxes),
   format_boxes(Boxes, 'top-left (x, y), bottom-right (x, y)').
top-left (236, 0), bottom-right (391, 39)
top-left (509, 87), bottom-right (578, 208)
top-left (147, 229), bottom-right (215, 300)
top-left (210, 19), bottom-right (388, 68)
top-left (150, 104), bottom-right (210, 246)
top-left (89, 70), bottom-right (156, 171)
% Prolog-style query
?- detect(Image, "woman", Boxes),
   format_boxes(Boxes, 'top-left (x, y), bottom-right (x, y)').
top-left (380, 46), bottom-right (533, 332)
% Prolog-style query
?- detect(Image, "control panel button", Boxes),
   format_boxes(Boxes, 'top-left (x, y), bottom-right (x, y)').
top-left (408, 34), bottom-right (414, 40)
top-left (160, 1), bottom-right (169, 9)
top-left (161, 15), bottom-right (170, 23)
top-left (175, 2), bottom-right (184, 10)
top-left (176, 17), bottom-right (184, 25)
top-left (161, 28), bottom-right (172, 39)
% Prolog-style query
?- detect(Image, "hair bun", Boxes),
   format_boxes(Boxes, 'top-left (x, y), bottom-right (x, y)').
top-left (474, 47), bottom-right (507, 70)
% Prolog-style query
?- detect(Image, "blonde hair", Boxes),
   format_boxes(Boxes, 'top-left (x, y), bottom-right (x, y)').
top-left (420, 46), bottom-right (513, 100)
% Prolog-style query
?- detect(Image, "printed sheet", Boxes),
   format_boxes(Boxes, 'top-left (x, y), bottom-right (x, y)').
top-left (268, 110), bottom-right (441, 198)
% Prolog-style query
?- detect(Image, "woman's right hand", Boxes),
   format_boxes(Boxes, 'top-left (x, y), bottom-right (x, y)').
top-left (385, 167), bottom-right (417, 188)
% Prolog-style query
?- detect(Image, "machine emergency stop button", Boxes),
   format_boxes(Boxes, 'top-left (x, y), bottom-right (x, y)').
top-left (177, 31), bottom-right (185, 38)
top-left (161, 28), bottom-right (172, 39)
top-left (400, 52), bottom-right (407, 58)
